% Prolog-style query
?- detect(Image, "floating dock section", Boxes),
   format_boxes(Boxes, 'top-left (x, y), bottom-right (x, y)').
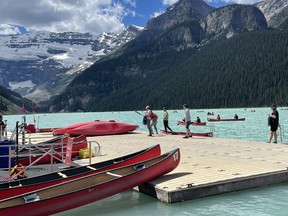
top-left (89, 133), bottom-right (288, 203)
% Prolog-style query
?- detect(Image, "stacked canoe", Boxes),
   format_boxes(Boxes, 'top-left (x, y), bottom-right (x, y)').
top-left (0, 145), bottom-right (180, 215)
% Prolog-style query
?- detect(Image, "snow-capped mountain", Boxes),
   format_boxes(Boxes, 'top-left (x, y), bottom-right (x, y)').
top-left (0, 25), bottom-right (143, 101)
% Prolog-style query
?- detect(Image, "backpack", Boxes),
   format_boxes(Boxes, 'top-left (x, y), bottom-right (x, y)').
top-left (142, 116), bottom-right (147, 125)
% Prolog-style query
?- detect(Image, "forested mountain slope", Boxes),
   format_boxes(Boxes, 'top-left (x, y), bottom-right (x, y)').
top-left (48, 29), bottom-right (288, 111)
top-left (0, 86), bottom-right (32, 114)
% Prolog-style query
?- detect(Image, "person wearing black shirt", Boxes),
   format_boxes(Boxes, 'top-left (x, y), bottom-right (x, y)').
top-left (267, 104), bottom-right (279, 143)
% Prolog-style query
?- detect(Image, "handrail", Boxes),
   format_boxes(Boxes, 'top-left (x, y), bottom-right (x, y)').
top-left (0, 139), bottom-right (102, 182)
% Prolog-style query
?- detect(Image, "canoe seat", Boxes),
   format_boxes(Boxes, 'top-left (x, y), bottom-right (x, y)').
top-left (86, 166), bottom-right (96, 170)
top-left (57, 172), bottom-right (68, 178)
top-left (9, 183), bottom-right (22, 188)
top-left (106, 172), bottom-right (122, 177)
top-left (133, 164), bottom-right (146, 171)
top-left (23, 193), bottom-right (41, 203)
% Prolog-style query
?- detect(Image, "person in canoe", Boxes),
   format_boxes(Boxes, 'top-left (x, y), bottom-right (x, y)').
top-left (196, 116), bottom-right (201, 123)
top-left (234, 114), bottom-right (238, 119)
top-left (163, 107), bottom-right (173, 134)
top-left (182, 104), bottom-right (192, 138)
top-left (217, 114), bottom-right (221, 120)
top-left (145, 106), bottom-right (153, 136)
top-left (267, 104), bottom-right (279, 144)
top-left (10, 163), bottom-right (28, 180)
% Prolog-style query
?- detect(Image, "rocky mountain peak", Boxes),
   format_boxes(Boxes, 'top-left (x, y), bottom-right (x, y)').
top-left (256, 0), bottom-right (288, 22)
top-left (255, 0), bottom-right (288, 28)
top-left (146, 0), bottom-right (214, 32)
top-left (200, 4), bottom-right (268, 41)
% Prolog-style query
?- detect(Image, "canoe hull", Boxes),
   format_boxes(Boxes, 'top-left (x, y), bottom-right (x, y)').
top-left (0, 149), bottom-right (180, 216)
top-left (54, 121), bottom-right (139, 137)
top-left (207, 118), bottom-right (245, 122)
top-left (177, 121), bottom-right (206, 126)
top-left (161, 130), bottom-right (213, 137)
top-left (0, 145), bottom-right (161, 200)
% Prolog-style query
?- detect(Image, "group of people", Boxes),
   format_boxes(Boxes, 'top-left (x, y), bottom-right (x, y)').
top-left (143, 104), bottom-right (280, 142)
top-left (144, 106), bottom-right (160, 136)
top-left (144, 104), bottom-right (192, 138)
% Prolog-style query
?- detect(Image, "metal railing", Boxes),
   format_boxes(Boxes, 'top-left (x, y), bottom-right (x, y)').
top-left (0, 139), bottom-right (102, 182)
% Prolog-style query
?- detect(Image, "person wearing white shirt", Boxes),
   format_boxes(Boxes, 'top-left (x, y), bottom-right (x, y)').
top-left (182, 104), bottom-right (192, 138)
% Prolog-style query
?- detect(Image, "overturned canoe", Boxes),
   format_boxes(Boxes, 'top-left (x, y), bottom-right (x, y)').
top-left (0, 148), bottom-right (180, 216)
top-left (0, 144), bottom-right (161, 200)
top-left (53, 120), bottom-right (139, 137)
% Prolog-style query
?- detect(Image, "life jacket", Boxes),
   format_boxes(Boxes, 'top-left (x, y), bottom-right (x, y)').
top-left (10, 165), bottom-right (28, 179)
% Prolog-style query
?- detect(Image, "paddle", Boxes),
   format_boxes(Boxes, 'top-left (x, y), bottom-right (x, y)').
top-left (134, 111), bottom-right (144, 116)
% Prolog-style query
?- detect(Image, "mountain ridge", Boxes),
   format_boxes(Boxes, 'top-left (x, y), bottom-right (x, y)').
top-left (46, 0), bottom-right (288, 112)
top-left (0, 25), bottom-right (143, 103)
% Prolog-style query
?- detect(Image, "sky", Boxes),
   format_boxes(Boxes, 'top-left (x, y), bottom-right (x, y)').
top-left (0, 0), bottom-right (264, 36)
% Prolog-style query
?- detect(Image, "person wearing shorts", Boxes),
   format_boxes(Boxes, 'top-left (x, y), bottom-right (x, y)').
top-left (267, 104), bottom-right (279, 143)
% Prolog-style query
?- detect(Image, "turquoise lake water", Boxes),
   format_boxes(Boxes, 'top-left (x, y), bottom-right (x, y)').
top-left (3, 107), bottom-right (288, 215)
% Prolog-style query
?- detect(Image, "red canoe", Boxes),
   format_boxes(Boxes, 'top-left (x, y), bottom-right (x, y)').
top-left (18, 135), bottom-right (87, 166)
top-left (0, 145), bottom-right (161, 200)
top-left (25, 124), bottom-right (60, 133)
top-left (177, 121), bottom-right (206, 126)
top-left (0, 149), bottom-right (180, 216)
top-left (53, 120), bottom-right (139, 136)
top-left (161, 130), bottom-right (213, 137)
top-left (207, 118), bottom-right (245, 122)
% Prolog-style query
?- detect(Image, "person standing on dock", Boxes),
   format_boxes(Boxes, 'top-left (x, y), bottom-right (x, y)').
top-left (267, 104), bottom-right (279, 143)
top-left (182, 104), bottom-right (192, 138)
top-left (145, 106), bottom-right (153, 136)
top-left (0, 115), bottom-right (6, 137)
top-left (163, 107), bottom-right (173, 134)
top-left (150, 111), bottom-right (158, 134)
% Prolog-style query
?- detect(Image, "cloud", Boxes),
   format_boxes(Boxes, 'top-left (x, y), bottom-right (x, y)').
top-left (162, 0), bottom-right (178, 5)
top-left (0, 24), bottom-right (21, 35)
top-left (151, 0), bottom-right (177, 18)
top-left (151, 10), bottom-right (165, 18)
top-left (0, 0), bottom-right (135, 35)
top-left (123, 0), bottom-right (136, 8)
top-left (205, 0), bottom-right (262, 4)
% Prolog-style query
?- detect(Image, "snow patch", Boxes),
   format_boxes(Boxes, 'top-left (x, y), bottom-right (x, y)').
top-left (9, 80), bottom-right (36, 90)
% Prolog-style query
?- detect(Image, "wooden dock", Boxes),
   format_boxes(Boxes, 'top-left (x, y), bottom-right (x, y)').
top-left (87, 132), bottom-right (288, 203)
top-left (3, 132), bottom-right (288, 203)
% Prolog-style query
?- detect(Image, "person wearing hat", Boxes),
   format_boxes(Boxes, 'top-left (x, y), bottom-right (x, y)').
top-left (267, 104), bottom-right (279, 143)
top-left (182, 104), bottom-right (192, 138)
top-left (145, 106), bottom-right (153, 136)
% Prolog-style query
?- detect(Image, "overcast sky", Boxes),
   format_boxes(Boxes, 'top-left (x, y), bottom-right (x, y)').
top-left (0, 0), bottom-right (263, 36)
